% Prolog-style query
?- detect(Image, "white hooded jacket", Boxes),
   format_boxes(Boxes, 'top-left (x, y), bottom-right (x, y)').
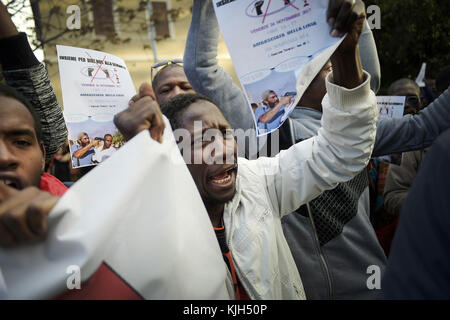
top-left (223, 72), bottom-right (378, 299)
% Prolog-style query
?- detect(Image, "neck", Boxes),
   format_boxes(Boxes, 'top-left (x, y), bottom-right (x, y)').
top-left (204, 201), bottom-right (225, 228)
top-left (298, 95), bottom-right (322, 113)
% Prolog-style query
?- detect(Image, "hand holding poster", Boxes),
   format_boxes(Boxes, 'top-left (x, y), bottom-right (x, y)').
top-left (0, 120), bottom-right (231, 300)
top-left (57, 45), bottom-right (136, 169)
top-left (213, 0), bottom-right (344, 136)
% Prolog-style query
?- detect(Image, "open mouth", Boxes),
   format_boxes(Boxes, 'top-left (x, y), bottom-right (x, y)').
top-left (0, 177), bottom-right (22, 190)
top-left (209, 165), bottom-right (237, 186)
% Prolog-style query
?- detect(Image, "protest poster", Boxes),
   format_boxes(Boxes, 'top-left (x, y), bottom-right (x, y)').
top-left (56, 45), bottom-right (136, 168)
top-left (0, 120), bottom-right (231, 300)
top-left (376, 96), bottom-right (406, 120)
top-left (375, 96), bottom-right (407, 165)
top-left (213, 0), bottom-right (344, 136)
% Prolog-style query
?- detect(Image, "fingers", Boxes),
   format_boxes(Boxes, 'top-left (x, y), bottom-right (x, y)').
top-left (149, 110), bottom-right (165, 143)
top-left (136, 97), bottom-right (165, 143)
top-left (328, 0), bottom-right (353, 36)
top-left (129, 82), bottom-right (156, 107)
top-left (26, 193), bottom-right (58, 237)
top-left (116, 96), bottom-right (165, 143)
top-left (0, 182), bottom-right (17, 203)
top-left (0, 187), bottom-right (58, 247)
top-left (0, 219), bottom-right (17, 247)
top-left (333, 0), bottom-right (355, 37)
top-left (327, 0), bottom-right (345, 26)
top-left (128, 94), bottom-right (139, 107)
top-left (327, 0), bottom-right (365, 37)
top-left (2, 202), bottom-right (34, 244)
top-left (139, 82), bottom-right (156, 101)
top-left (281, 96), bottom-right (292, 104)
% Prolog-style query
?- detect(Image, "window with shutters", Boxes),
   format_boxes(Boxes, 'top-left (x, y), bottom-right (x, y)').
top-left (151, 1), bottom-right (170, 40)
top-left (92, 0), bottom-right (116, 36)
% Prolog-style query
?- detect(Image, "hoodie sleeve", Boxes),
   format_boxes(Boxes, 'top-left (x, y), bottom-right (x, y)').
top-left (0, 33), bottom-right (68, 163)
top-left (258, 72), bottom-right (378, 217)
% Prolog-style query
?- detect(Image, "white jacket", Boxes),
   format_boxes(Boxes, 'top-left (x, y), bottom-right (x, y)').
top-left (223, 71), bottom-right (378, 299)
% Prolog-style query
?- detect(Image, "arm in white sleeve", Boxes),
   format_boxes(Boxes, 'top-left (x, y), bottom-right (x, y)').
top-left (257, 71), bottom-right (377, 217)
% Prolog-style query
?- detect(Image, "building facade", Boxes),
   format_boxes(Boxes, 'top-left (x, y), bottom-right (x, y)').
top-left (36, 0), bottom-right (239, 107)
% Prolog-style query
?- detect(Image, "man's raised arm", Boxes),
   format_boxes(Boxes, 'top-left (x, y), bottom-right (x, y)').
top-left (184, 0), bottom-right (254, 132)
top-left (184, 0), bottom-right (381, 131)
top-left (255, 0), bottom-right (377, 216)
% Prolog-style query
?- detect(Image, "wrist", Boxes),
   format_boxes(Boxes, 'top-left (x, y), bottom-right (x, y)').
top-left (330, 45), bottom-right (364, 89)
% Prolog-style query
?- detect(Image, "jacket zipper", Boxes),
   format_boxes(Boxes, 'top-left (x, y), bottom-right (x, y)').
top-left (306, 202), bottom-right (334, 299)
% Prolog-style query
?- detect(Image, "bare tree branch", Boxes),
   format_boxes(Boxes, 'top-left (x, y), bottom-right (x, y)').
top-left (33, 28), bottom-right (72, 50)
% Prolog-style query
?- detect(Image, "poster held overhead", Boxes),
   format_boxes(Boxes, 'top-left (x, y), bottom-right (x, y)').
top-left (213, 0), bottom-right (344, 136)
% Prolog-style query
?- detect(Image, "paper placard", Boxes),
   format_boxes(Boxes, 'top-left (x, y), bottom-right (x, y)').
top-left (213, 0), bottom-right (343, 135)
top-left (57, 45), bottom-right (136, 168)
top-left (376, 96), bottom-right (406, 120)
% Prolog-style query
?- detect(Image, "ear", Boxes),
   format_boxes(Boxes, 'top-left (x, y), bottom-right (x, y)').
top-left (39, 142), bottom-right (46, 172)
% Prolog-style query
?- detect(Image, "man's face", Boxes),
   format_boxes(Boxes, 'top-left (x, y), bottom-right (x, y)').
top-left (265, 92), bottom-right (279, 107)
top-left (391, 83), bottom-right (421, 115)
top-left (80, 135), bottom-right (90, 146)
top-left (0, 96), bottom-right (45, 189)
top-left (154, 67), bottom-right (195, 105)
top-left (180, 100), bottom-right (238, 205)
top-left (104, 135), bottom-right (112, 148)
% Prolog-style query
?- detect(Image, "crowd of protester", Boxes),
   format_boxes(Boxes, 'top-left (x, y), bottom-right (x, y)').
top-left (0, 0), bottom-right (449, 300)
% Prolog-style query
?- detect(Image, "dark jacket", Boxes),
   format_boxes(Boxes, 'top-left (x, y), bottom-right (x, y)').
top-left (381, 128), bottom-right (450, 299)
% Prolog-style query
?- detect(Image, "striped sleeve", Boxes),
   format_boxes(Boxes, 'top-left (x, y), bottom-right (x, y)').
top-left (3, 64), bottom-right (68, 163)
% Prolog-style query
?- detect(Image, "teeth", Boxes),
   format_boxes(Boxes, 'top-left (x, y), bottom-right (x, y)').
top-left (212, 173), bottom-right (231, 184)
top-left (1, 179), bottom-right (13, 186)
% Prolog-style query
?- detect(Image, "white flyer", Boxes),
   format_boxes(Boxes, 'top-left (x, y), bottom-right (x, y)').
top-left (0, 123), bottom-right (231, 300)
top-left (376, 96), bottom-right (406, 120)
top-left (213, 0), bottom-right (344, 136)
top-left (57, 45), bottom-right (136, 168)
top-left (375, 96), bottom-right (406, 165)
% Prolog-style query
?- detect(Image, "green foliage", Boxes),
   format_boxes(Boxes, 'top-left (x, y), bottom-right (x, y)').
top-left (112, 131), bottom-right (125, 147)
top-left (365, 0), bottom-right (450, 93)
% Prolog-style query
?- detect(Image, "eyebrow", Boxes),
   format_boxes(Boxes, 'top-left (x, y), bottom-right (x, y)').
top-left (190, 124), bottom-right (231, 138)
top-left (6, 129), bottom-right (36, 138)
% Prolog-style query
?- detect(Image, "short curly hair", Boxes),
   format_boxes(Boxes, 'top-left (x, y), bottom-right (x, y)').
top-left (0, 83), bottom-right (43, 142)
top-left (160, 93), bottom-right (215, 131)
top-left (152, 63), bottom-right (184, 92)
